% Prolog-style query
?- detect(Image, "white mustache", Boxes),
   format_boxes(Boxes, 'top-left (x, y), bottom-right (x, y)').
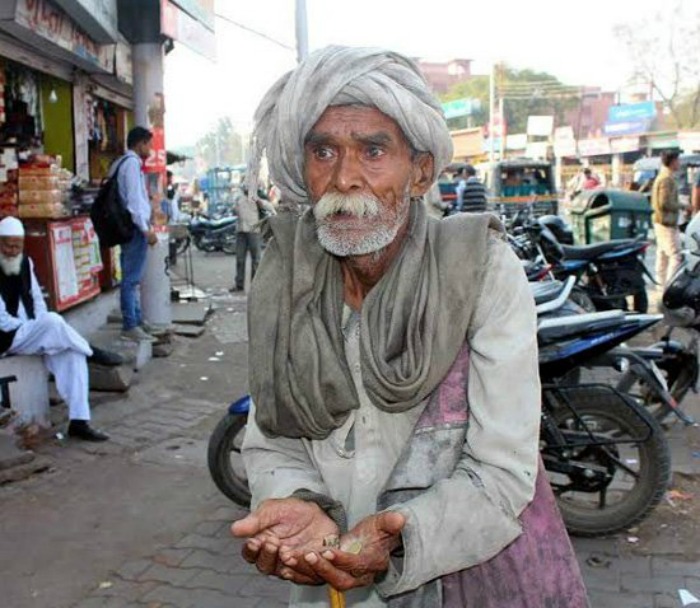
top-left (313, 192), bottom-right (380, 221)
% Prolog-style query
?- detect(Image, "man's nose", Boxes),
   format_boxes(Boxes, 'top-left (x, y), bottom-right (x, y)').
top-left (332, 152), bottom-right (363, 193)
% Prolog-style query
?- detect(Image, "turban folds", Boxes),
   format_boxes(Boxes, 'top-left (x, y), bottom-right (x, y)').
top-left (248, 46), bottom-right (454, 205)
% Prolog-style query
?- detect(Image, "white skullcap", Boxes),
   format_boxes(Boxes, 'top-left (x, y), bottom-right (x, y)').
top-left (248, 45), bottom-right (454, 205)
top-left (0, 217), bottom-right (25, 237)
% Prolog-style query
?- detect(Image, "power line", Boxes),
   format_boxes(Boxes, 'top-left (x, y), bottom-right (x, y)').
top-left (215, 12), bottom-right (295, 52)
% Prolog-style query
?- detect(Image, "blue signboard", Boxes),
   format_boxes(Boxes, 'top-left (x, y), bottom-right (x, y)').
top-left (607, 101), bottom-right (656, 124)
top-left (603, 119), bottom-right (652, 136)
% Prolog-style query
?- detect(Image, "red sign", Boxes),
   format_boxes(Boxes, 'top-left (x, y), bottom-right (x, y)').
top-left (144, 127), bottom-right (166, 174)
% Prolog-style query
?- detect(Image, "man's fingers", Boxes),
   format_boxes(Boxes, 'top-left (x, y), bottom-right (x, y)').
top-left (377, 511), bottom-right (406, 535)
top-left (303, 552), bottom-right (363, 591)
top-left (255, 542), bottom-right (280, 575)
top-left (231, 514), bottom-right (262, 538)
top-left (241, 539), bottom-right (262, 564)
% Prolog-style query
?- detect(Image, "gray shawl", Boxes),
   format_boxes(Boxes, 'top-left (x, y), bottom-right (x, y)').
top-left (248, 202), bottom-right (502, 439)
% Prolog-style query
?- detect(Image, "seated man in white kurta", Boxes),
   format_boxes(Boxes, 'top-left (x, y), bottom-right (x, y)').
top-left (0, 217), bottom-right (109, 441)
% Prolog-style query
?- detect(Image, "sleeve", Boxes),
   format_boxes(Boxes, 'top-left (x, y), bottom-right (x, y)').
top-left (0, 292), bottom-right (22, 333)
top-left (118, 158), bottom-right (151, 233)
top-left (455, 180), bottom-right (466, 207)
top-left (242, 402), bottom-right (331, 510)
top-left (29, 259), bottom-right (47, 317)
top-left (658, 177), bottom-right (680, 212)
top-left (376, 237), bottom-right (541, 598)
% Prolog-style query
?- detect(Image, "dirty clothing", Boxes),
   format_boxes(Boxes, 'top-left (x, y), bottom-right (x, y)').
top-left (243, 236), bottom-right (588, 606)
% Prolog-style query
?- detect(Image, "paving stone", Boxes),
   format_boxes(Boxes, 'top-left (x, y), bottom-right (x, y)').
top-left (588, 590), bottom-right (656, 608)
top-left (92, 579), bottom-right (158, 602)
top-left (580, 566), bottom-right (620, 593)
top-left (151, 548), bottom-right (193, 568)
top-left (618, 556), bottom-right (653, 577)
top-left (193, 520), bottom-right (229, 537)
top-left (654, 592), bottom-right (682, 608)
top-left (174, 533), bottom-right (237, 554)
top-left (137, 563), bottom-right (202, 586)
top-left (620, 573), bottom-right (687, 594)
top-left (141, 584), bottom-right (259, 608)
top-left (178, 549), bottom-right (250, 575)
top-left (652, 557), bottom-right (699, 577)
top-left (237, 574), bottom-right (291, 600)
top-left (184, 570), bottom-right (251, 595)
top-left (114, 558), bottom-right (153, 580)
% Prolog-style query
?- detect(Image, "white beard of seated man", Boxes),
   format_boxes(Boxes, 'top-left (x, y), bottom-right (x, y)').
top-left (0, 216), bottom-right (108, 441)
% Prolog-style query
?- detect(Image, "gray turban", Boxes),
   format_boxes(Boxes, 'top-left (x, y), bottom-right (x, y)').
top-left (248, 46), bottom-right (454, 205)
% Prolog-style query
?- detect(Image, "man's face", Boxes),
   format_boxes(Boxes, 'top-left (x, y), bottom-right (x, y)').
top-left (136, 138), bottom-right (153, 161)
top-left (0, 236), bottom-right (23, 259)
top-left (303, 105), bottom-right (432, 257)
top-left (671, 158), bottom-right (681, 172)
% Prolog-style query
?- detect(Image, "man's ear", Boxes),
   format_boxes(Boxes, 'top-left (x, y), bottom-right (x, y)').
top-left (410, 153), bottom-right (435, 198)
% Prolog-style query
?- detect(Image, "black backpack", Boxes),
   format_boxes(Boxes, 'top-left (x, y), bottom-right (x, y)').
top-left (90, 156), bottom-right (135, 247)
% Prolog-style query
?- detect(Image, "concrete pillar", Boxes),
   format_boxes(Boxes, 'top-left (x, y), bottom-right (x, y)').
top-left (132, 42), bottom-right (171, 326)
top-left (611, 153), bottom-right (622, 189)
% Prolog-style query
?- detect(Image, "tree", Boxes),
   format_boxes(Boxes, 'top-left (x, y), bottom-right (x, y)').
top-left (196, 117), bottom-right (246, 169)
top-left (614, 2), bottom-right (700, 129)
top-left (440, 66), bottom-right (579, 134)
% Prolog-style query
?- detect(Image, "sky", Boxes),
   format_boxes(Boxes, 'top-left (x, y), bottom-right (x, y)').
top-left (163, 0), bottom-right (684, 149)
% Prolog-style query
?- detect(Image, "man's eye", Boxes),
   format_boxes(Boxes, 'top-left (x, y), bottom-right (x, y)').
top-left (313, 146), bottom-right (334, 160)
top-left (366, 145), bottom-right (385, 159)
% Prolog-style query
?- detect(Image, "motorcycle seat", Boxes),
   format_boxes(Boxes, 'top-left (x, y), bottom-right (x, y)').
top-left (530, 280), bottom-right (564, 305)
top-left (561, 239), bottom-right (638, 260)
top-left (537, 310), bottom-right (626, 343)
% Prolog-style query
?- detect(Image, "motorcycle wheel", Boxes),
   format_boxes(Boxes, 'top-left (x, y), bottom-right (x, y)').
top-left (222, 234), bottom-right (237, 255)
top-left (207, 412), bottom-right (251, 507)
top-left (569, 287), bottom-right (597, 313)
top-left (632, 288), bottom-right (649, 313)
top-left (547, 388), bottom-right (670, 537)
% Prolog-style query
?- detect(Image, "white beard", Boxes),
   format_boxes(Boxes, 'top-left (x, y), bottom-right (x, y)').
top-left (0, 253), bottom-right (22, 276)
top-left (313, 191), bottom-right (410, 257)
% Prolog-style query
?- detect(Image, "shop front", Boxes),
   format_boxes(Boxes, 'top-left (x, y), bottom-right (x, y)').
top-left (0, 0), bottom-right (130, 312)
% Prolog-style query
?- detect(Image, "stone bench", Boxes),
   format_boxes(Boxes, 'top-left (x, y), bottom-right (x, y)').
top-left (0, 355), bottom-right (50, 427)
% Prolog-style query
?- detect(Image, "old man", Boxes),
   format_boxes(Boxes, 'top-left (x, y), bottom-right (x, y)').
top-left (231, 46), bottom-right (588, 607)
top-left (0, 217), bottom-right (108, 441)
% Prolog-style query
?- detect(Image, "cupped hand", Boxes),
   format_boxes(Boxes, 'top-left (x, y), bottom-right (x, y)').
top-left (301, 511), bottom-right (406, 591)
top-left (231, 497), bottom-right (339, 584)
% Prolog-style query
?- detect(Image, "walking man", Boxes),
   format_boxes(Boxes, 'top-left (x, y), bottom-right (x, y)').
top-left (110, 127), bottom-right (158, 341)
top-left (454, 165), bottom-right (487, 212)
top-left (652, 151), bottom-right (684, 287)
top-left (0, 217), bottom-right (108, 441)
top-left (230, 46), bottom-right (587, 607)
top-left (230, 186), bottom-right (275, 292)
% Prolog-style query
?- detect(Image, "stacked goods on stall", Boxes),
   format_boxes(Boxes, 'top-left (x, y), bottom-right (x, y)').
top-left (0, 147), bottom-right (18, 218)
top-left (71, 217), bottom-right (103, 294)
top-left (18, 154), bottom-right (70, 219)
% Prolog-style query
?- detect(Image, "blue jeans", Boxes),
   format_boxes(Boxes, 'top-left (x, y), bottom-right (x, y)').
top-left (120, 231), bottom-right (148, 330)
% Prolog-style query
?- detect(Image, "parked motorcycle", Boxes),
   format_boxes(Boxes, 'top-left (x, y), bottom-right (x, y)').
top-left (208, 277), bottom-right (671, 536)
top-left (189, 214), bottom-right (238, 254)
top-left (509, 207), bottom-right (652, 312)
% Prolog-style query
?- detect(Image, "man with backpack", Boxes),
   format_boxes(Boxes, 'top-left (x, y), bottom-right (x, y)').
top-left (109, 127), bottom-right (159, 342)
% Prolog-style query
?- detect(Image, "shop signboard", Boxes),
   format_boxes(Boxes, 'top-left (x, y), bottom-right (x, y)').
top-left (114, 36), bottom-right (133, 85)
top-left (442, 98), bottom-right (480, 119)
top-left (610, 136), bottom-right (640, 154)
top-left (169, 0), bottom-right (214, 31)
top-left (608, 101), bottom-right (656, 124)
top-left (678, 131), bottom-right (700, 153)
top-left (526, 115), bottom-right (554, 137)
top-left (578, 137), bottom-right (611, 157)
top-left (603, 119), bottom-right (651, 136)
top-left (3, 0), bottom-right (114, 73)
top-left (161, 0), bottom-right (216, 61)
top-left (506, 133), bottom-right (527, 151)
top-left (525, 141), bottom-right (549, 159)
top-left (51, 0), bottom-right (118, 43)
top-left (553, 126), bottom-right (577, 157)
top-left (144, 127), bottom-right (167, 174)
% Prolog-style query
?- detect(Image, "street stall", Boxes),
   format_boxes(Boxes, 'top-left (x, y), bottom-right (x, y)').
top-left (0, 57), bottom-right (105, 312)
